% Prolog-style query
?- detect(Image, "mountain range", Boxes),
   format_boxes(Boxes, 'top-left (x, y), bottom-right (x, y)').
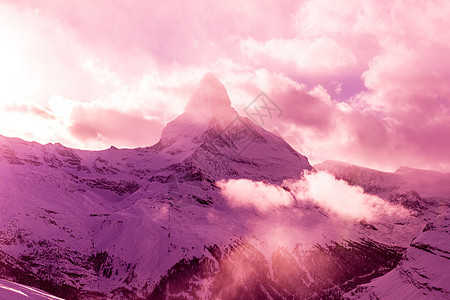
top-left (0, 74), bottom-right (448, 299)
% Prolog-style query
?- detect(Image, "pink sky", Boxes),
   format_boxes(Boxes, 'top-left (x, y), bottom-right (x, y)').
top-left (0, 0), bottom-right (449, 172)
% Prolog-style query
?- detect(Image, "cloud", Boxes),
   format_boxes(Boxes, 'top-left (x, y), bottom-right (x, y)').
top-left (219, 171), bottom-right (407, 221)
top-left (236, 0), bottom-right (450, 172)
top-left (217, 179), bottom-right (293, 212)
top-left (4, 104), bottom-right (55, 120)
top-left (289, 171), bottom-right (407, 221)
top-left (8, 0), bottom-right (299, 66)
top-left (271, 81), bottom-right (337, 132)
top-left (69, 106), bottom-right (165, 148)
top-left (284, 0), bottom-right (450, 171)
top-left (240, 37), bottom-right (356, 74)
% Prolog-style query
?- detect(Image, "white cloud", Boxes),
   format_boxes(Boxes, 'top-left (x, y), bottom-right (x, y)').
top-left (289, 171), bottom-right (407, 220)
top-left (217, 179), bottom-right (293, 211)
top-left (219, 171), bottom-right (407, 221)
top-left (240, 37), bottom-right (356, 74)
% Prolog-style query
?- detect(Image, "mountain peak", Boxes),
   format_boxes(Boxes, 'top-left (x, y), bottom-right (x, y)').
top-left (156, 73), bottom-right (312, 181)
top-left (184, 73), bottom-right (233, 117)
top-left (159, 73), bottom-right (238, 148)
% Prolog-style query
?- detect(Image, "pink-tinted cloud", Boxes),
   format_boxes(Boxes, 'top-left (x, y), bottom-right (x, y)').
top-left (217, 179), bottom-right (293, 212)
top-left (240, 37), bottom-right (357, 75)
top-left (69, 106), bottom-right (165, 148)
top-left (4, 104), bottom-right (55, 120)
top-left (219, 171), bottom-right (407, 221)
top-left (288, 171), bottom-right (407, 221)
top-left (5, 0), bottom-right (299, 67)
top-left (271, 83), bottom-right (337, 132)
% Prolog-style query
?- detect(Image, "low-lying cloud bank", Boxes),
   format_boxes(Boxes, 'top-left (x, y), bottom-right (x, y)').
top-left (218, 179), bottom-right (293, 212)
top-left (218, 171), bottom-right (407, 221)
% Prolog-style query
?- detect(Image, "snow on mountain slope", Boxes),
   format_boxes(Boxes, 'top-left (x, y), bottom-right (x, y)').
top-left (317, 160), bottom-right (450, 299)
top-left (0, 74), bottom-right (317, 299)
top-left (0, 278), bottom-right (63, 299)
top-left (345, 210), bottom-right (450, 300)
top-left (0, 75), bottom-right (448, 299)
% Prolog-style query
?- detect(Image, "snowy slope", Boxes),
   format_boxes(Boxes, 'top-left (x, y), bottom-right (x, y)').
top-left (345, 210), bottom-right (450, 300)
top-left (0, 278), bottom-right (63, 300)
top-left (0, 75), bottom-right (448, 299)
top-left (0, 74), bottom-right (317, 299)
top-left (317, 160), bottom-right (450, 299)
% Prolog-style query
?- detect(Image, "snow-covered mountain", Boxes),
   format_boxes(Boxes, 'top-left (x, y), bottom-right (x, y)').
top-left (156, 73), bottom-right (312, 182)
top-left (0, 75), bottom-right (448, 299)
